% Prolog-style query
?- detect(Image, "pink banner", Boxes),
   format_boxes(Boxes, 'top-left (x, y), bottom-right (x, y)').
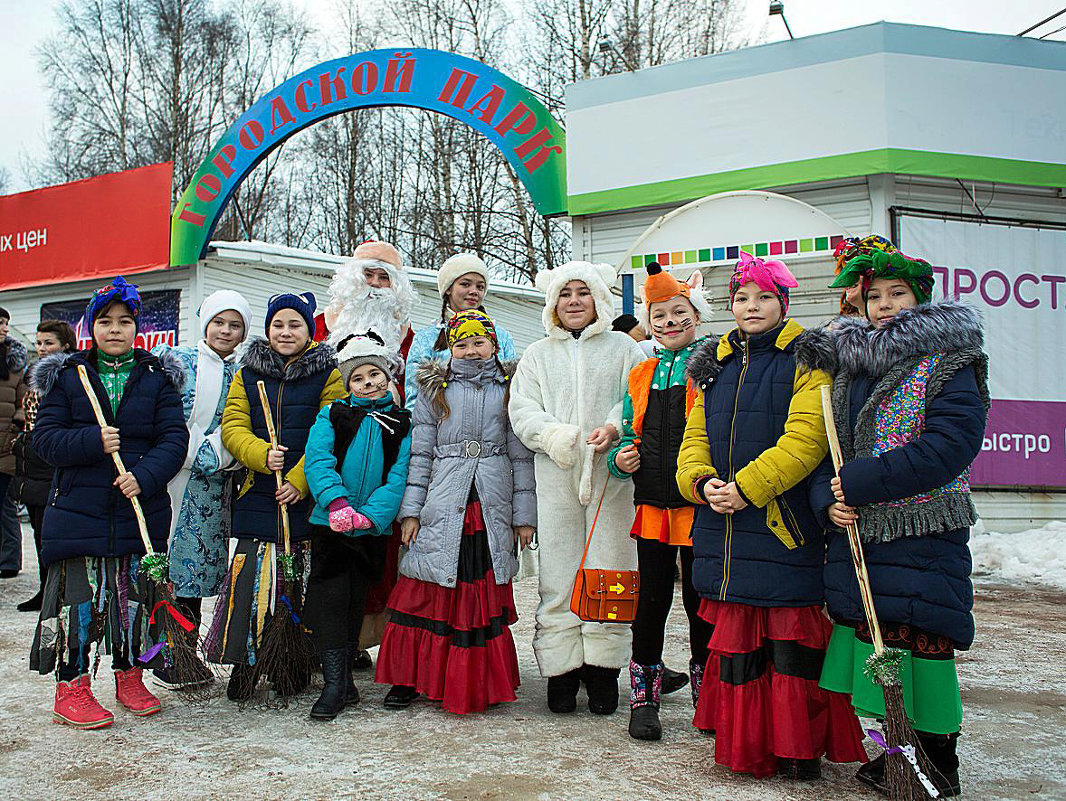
top-left (972, 400), bottom-right (1066, 488)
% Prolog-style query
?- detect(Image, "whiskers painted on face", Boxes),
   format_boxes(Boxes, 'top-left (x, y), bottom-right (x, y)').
top-left (651, 316), bottom-right (695, 335)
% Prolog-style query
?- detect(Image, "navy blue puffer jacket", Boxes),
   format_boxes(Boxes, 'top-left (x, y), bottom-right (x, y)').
top-left (681, 321), bottom-right (836, 608)
top-left (30, 349), bottom-right (189, 567)
top-left (222, 338), bottom-right (343, 544)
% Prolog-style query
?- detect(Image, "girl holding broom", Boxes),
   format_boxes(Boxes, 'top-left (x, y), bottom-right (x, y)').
top-left (675, 253), bottom-right (867, 779)
top-left (816, 250), bottom-right (988, 798)
top-left (28, 276), bottom-right (188, 729)
top-left (209, 292), bottom-right (344, 701)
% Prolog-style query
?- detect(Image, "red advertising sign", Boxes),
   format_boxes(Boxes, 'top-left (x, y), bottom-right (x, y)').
top-left (0, 162), bottom-right (172, 290)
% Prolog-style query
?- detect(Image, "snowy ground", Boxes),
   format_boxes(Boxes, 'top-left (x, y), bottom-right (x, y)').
top-left (0, 522), bottom-right (1063, 800)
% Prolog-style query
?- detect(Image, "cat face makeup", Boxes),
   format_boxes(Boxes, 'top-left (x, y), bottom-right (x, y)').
top-left (648, 297), bottom-right (699, 350)
top-left (348, 364), bottom-right (390, 399)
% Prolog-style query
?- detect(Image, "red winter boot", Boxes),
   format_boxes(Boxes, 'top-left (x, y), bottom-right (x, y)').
top-left (115, 667), bottom-right (162, 716)
top-left (53, 675), bottom-right (115, 729)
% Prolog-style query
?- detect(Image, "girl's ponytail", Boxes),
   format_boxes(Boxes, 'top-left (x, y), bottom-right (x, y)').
top-left (430, 362), bottom-right (452, 422)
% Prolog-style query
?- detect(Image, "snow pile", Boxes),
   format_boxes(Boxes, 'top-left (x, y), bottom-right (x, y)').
top-left (970, 519), bottom-right (1066, 591)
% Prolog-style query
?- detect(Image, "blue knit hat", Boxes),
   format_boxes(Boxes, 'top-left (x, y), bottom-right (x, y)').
top-left (265, 291), bottom-right (316, 335)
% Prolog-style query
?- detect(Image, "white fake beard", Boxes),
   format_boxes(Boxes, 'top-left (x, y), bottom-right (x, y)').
top-left (327, 288), bottom-right (406, 353)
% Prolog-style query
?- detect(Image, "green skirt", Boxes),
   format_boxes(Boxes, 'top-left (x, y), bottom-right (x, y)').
top-left (819, 622), bottom-right (962, 735)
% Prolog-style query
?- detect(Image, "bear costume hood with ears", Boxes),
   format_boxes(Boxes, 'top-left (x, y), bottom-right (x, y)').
top-left (534, 261), bottom-right (618, 340)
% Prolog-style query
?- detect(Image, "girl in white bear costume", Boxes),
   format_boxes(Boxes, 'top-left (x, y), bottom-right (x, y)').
top-left (509, 261), bottom-right (645, 715)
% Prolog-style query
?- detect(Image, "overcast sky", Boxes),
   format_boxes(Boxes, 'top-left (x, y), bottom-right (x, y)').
top-left (2, 0), bottom-right (1063, 193)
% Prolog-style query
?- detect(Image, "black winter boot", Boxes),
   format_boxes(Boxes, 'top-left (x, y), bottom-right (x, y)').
top-left (310, 649), bottom-right (349, 721)
top-left (584, 664), bottom-right (621, 715)
top-left (383, 685), bottom-right (419, 709)
top-left (627, 661), bottom-right (663, 741)
top-left (661, 665), bottom-right (689, 696)
top-left (546, 668), bottom-right (583, 713)
top-left (918, 731), bottom-right (961, 798)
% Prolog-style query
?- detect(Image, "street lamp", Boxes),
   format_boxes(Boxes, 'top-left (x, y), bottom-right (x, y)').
top-left (769, 1), bottom-right (794, 39)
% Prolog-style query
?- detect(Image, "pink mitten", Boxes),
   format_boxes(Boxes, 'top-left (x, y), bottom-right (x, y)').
top-left (328, 499), bottom-right (356, 532)
top-left (350, 511), bottom-right (373, 530)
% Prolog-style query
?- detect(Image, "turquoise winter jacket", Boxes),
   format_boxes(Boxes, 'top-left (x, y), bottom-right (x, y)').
top-left (305, 394), bottom-right (412, 536)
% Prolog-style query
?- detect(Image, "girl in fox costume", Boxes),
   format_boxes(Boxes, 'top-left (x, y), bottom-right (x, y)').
top-left (607, 262), bottom-right (715, 741)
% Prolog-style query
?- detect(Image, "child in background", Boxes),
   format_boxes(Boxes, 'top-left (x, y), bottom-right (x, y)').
top-left (376, 310), bottom-right (535, 714)
top-left (12, 320), bottom-right (76, 613)
top-left (152, 290), bottom-right (251, 689)
top-left (817, 251), bottom-right (988, 798)
top-left (210, 292), bottom-right (344, 701)
top-left (29, 277), bottom-right (188, 728)
top-left (676, 253), bottom-right (866, 779)
top-left (608, 262), bottom-right (714, 741)
top-left (303, 332), bottom-right (412, 720)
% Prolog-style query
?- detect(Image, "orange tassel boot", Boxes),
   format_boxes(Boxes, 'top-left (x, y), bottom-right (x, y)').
top-left (115, 667), bottom-right (162, 716)
top-left (53, 675), bottom-right (115, 729)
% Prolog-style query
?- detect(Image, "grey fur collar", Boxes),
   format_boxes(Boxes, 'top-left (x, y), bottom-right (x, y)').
top-left (241, 337), bottom-right (337, 381)
top-left (3, 338), bottom-right (28, 372)
top-left (833, 301), bottom-right (984, 378)
top-left (685, 325), bottom-right (836, 388)
top-left (28, 348), bottom-right (185, 396)
top-left (415, 358), bottom-right (517, 397)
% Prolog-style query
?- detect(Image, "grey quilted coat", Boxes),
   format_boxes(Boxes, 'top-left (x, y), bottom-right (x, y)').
top-left (399, 358), bottom-right (536, 587)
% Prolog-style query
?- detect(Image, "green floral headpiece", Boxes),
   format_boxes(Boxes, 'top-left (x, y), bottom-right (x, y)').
top-left (829, 250), bottom-right (935, 305)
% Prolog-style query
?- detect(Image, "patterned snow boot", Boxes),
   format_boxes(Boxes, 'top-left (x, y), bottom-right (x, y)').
top-left (115, 667), bottom-right (162, 716)
top-left (53, 675), bottom-right (114, 730)
top-left (628, 661), bottom-right (663, 741)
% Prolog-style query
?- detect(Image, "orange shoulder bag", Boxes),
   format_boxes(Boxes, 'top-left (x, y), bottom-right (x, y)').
top-left (569, 478), bottom-right (641, 623)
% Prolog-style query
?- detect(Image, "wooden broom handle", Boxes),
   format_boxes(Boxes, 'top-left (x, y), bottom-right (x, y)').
top-left (820, 384), bottom-right (886, 655)
top-left (76, 365), bottom-right (154, 556)
top-left (256, 380), bottom-right (292, 555)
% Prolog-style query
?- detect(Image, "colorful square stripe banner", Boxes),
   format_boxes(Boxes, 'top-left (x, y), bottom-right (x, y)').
top-left (629, 234), bottom-right (844, 270)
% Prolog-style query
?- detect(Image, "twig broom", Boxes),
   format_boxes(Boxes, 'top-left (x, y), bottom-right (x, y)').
top-left (254, 380), bottom-right (313, 700)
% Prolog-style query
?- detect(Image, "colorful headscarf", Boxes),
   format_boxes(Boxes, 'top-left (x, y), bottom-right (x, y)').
top-left (728, 252), bottom-right (799, 313)
top-left (832, 235), bottom-right (899, 314)
top-left (446, 309), bottom-right (498, 350)
top-left (829, 249), bottom-right (935, 305)
top-left (86, 276), bottom-right (141, 328)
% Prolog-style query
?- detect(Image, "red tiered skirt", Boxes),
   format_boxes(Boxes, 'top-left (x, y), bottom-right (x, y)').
top-left (694, 599), bottom-right (867, 778)
top-left (375, 501), bottom-right (520, 714)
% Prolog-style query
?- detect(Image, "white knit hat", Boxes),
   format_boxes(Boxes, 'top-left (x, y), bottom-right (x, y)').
top-left (335, 331), bottom-right (396, 387)
top-left (436, 253), bottom-right (490, 298)
top-left (198, 289), bottom-right (252, 340)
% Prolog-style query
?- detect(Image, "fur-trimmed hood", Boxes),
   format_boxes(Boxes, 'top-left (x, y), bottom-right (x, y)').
top-left (832, 301), bottom-right (984, 378)
top-left (3, 337), bottom-right (28, 373)
top-left (534, 261), bottom-right (617, 340)
top-left (240, 337), bottom-right (337, 381)
top-left (28, 348), bottom-right (185, 397)
top-left (685, 321), bottom-right (836, 387)
top-left (415, 357), bottom-right (517, 397)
